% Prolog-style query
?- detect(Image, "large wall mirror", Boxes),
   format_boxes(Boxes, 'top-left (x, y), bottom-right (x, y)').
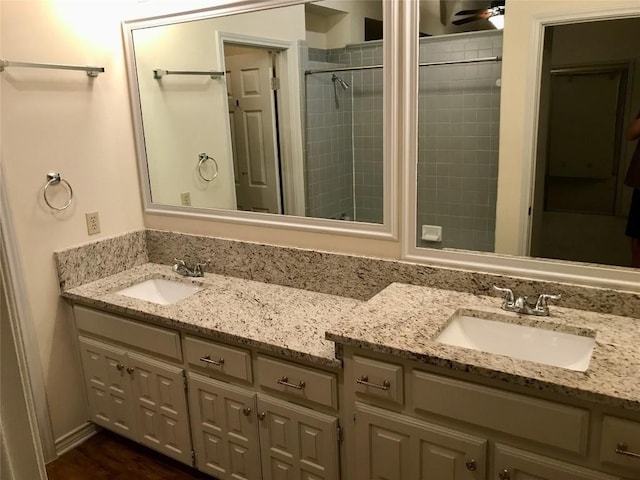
top-left (406, 1), bottom-right (640, 290)
top-left (123, 0), bottom-right (395, 238)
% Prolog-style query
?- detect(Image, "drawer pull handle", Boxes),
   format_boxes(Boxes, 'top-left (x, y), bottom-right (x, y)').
top-left (498, 469), bottom-right (511, 480)
top-left (242, 407), bottom-right (252, 416)
top-left (126, 367), bottom-right (135, 374)
top-left (116, 363), bottom-right (125, 371)
top-left (200, 355), bottom-right (225, 366)
top-left (277, 376), bottom-right (306, 390)
top-left (356, 375), bottom-right (391, 390)
top-left (616, 443), bottom-right (640, 459)
top-left (257, 412), bottom-right (266, 420)
top-left (465, 459), bottom-right (477, 471)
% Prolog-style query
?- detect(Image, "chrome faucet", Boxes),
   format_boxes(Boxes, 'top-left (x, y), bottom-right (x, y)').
top-left (173, 258), bottom-right (207, 277)
top-left (493, 286), bottom-right (560, 316)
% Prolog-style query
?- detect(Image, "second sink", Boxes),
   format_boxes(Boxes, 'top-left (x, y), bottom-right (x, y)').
top-left (115, 278), bottom-right (201, 305)
top-left (436, 314), bottom-right (595, 372)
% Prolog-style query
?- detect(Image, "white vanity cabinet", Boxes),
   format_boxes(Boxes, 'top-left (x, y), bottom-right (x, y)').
top-left (74, 305), bottom-right (341, 480)
top-left (353, 401), bottom-right (486, 480)
top-left (185, 338), bottom-right (340, 480)
top-left (343, 347), bottom-right (637, 480)
top-left (256, 394), bottom-right (339, 480)
top-left (187, 373), bottom-right (261, 479)
top-left (77, 333), bottom-right (192, 465)
top-left (493, 444), bottom-right (619, 480)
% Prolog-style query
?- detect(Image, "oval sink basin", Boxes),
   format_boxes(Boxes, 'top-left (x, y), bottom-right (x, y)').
top-left (436, 315), bottom-right (595, 372)
top-left (115, 278), bottom-right (201, 305)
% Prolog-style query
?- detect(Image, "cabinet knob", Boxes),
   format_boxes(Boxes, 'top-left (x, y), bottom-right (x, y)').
top-left (257, 412), bottom-right (266, 420)
top-left (116, 363), bottom-right (124, 371)
top-left (498, 469), bottom-right (511, 480)
top-left (465, 459), bottom-right (477, 471)
top-left (242, 407), bottom-right (252, 416)
top-left (126, 367), bottom-right (135, 374)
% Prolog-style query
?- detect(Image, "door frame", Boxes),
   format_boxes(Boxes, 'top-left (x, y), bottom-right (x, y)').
top-left (216, 31), bottom-right (305, 217)
top-left (0, 163), bottom-right (53, 472)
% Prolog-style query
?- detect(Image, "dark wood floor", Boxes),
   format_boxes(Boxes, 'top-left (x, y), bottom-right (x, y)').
top-left (46, 430), bottom-right (212, 480)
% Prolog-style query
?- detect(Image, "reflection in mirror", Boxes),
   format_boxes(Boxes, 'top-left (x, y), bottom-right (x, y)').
top-left (530, 18), bottom-right (640, 268)
top-left (414, 2), bottom-right (640, 270)
top-left (129, 0), bottom-right (385, 225)
top-left (415, 2), bottom-right (503, 252)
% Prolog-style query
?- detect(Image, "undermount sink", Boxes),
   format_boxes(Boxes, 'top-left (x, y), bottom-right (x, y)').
top-left (115, 278), bottom-right (201, 305)
top-left (436, 314), bottom-right (595, 372)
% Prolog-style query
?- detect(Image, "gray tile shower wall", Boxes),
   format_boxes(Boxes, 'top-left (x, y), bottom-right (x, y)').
top-left (304, 48), bottom-right (355, 221)
top-left (143, 229), bottom-right (640, 319)
top-left (304, 43), bottom-right (384, 224)
top-left (54, 229), bottom-right (148, 290)
top-left (417, 30), bottom-right (503, 252)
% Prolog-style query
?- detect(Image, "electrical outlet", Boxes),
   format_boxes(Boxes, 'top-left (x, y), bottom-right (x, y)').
top-left (180, 192), bottom-right (191, 206)
top-left (85, 212), bottom-right (100, 235)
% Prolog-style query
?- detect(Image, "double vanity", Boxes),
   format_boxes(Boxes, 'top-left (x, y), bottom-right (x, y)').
top-left (58, 246), bottom-right (640, 480)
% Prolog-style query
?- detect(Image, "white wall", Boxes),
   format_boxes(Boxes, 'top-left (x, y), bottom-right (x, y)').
top-left (494, 0), bottom-right (640, 255)
top-left (134, 20), bottom-right (238, 209)
top-left (309, 0), bottom-right (383, 48)
top-left (1, 0), bottom-right (145, 445)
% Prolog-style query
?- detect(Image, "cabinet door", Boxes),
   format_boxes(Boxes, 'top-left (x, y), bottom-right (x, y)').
top-left (257, 394), bottom-right (339, 480)
top-left (188, 373), bottom-right (261, 480)
top-left (127, 351), bottom-right (192, 465)
top-left (354, 402), bottom-right (486, 480)
top-left (78, 336), bottom-right (136, 439)
top-left (494, 444), bottom-right (621, 480)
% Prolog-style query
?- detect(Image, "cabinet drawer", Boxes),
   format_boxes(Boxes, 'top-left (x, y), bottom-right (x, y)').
top-left (184, 335), bottom-right (252, 383)
top-left (412, 371), bottom-right (589, 454)
top-left (352, 355), bottom-right (404, 406)
top-left (600, 416), bottom-right (640, 471)
top-left (256, 356), bottom-right (337, 410)
top-left (74, 305), bottom-right (181, 361)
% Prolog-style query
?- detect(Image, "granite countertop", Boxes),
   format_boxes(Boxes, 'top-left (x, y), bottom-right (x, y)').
top-left (63, 263), bottom-right (363, 368)
top-left (326, 283), bottom-right (640, 412)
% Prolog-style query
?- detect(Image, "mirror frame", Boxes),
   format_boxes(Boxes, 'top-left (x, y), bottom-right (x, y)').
top-left (402, 0), bottom-right (640, 292)
top-left (122, 0), bottom-right (398, 240)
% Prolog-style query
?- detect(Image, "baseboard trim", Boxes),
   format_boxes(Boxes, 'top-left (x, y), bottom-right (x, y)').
top-left (54, 422), bottom-right (97, 458)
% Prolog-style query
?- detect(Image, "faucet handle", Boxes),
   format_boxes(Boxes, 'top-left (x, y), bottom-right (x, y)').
top-left (534, 293), bottom-right (561, 313)
top-left (194, 261), bottom-right (208, 274)
top-left (493, 285), bottom-right (515, 307)
top-left (174, 258), bottom-right (186, 266)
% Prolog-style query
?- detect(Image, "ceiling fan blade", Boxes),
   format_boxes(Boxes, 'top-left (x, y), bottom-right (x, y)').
top-left (455, 8), bottom-right (488, 16)
top-left (452, 15), bottom-right (484, 26)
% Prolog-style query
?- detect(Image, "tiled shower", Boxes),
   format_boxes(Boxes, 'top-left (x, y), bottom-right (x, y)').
top-left (302, 30), bottom-right (502, 252)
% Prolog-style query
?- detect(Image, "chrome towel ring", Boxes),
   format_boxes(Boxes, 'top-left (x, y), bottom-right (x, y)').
top-left (197, 153), bottom-right (219, 182)
top-left (43, 172), bottom-right (73, 211)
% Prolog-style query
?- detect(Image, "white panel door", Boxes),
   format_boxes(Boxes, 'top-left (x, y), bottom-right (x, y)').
top-left (128, 351), bottom-right (192, 465)
top-left (78, 336), bottom-right (136, 440)
top-left (188, 372), bottom-right (261, 480)
top-left (257, 394), bottom-right (339, 480)
top-left (225, 48), bottom-right (281, 214)
top-left (354, 402), bottom-right (487, 480)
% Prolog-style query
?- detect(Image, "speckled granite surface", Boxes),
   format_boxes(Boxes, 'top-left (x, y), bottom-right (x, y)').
top-left (63, 263), bottom-right (361, 368)
top-left (55, 230), bottom-right (147, 290)
top-left (326, 283), bottom-right (640, 412)
top-left (146, 229), bottom-right (640, 318)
